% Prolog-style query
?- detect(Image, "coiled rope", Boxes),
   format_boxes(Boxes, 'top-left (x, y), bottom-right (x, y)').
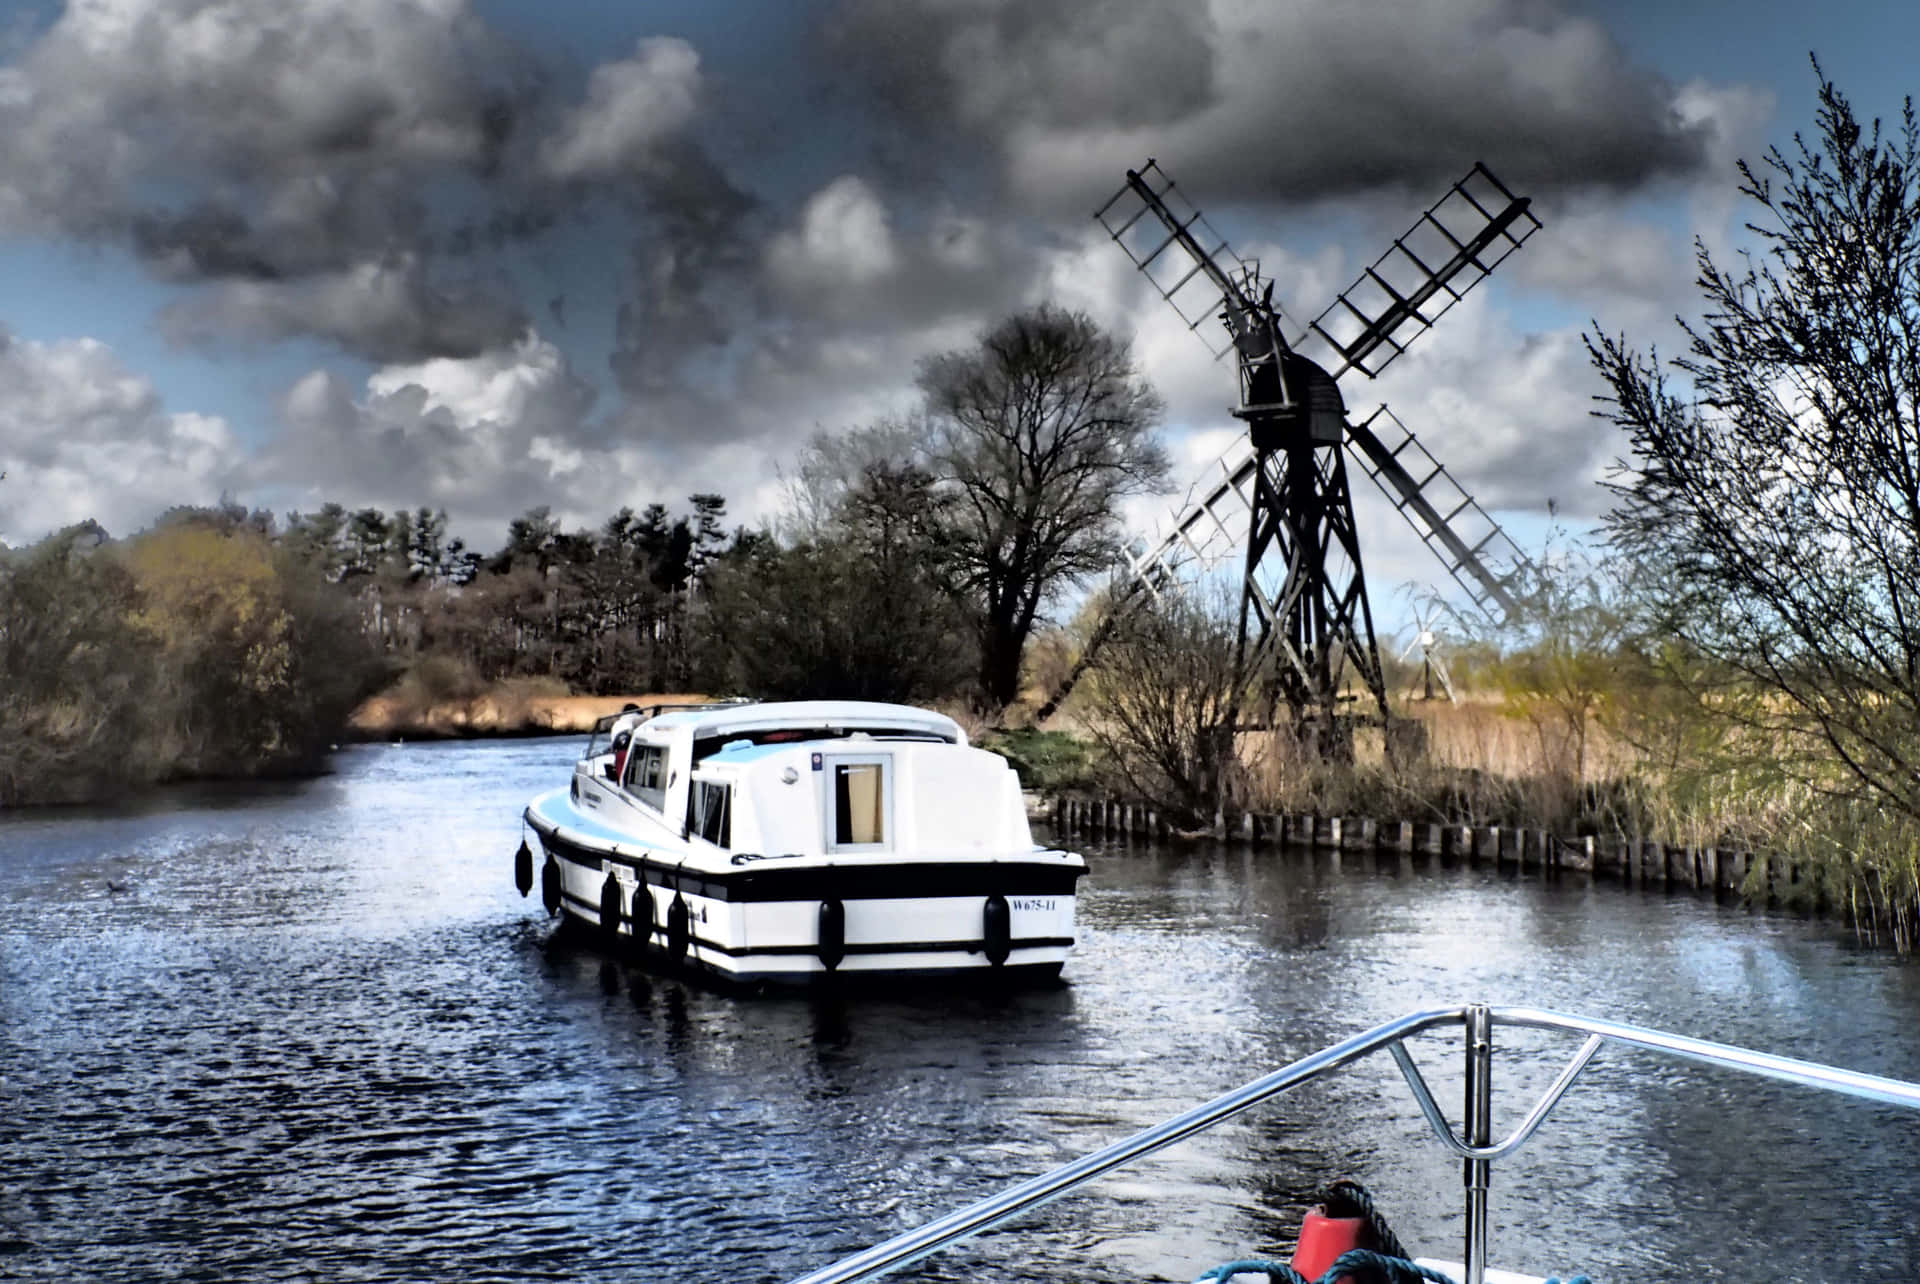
top-left (1320, 1179), bottom-right (1410, 1262)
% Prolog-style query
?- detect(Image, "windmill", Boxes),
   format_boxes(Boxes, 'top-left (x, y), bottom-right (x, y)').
top-left (1398, 600), bottom-right (1459, 704)
top-left (1087, 159), bottom-right (1539, 748)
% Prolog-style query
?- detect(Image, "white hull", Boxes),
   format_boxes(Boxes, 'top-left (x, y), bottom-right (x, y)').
top-left (528, 788), bottom-right (1079, 985)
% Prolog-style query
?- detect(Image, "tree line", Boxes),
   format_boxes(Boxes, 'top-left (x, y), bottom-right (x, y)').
top-left (0, 511), bottom-right (380, 804)
top-left (0, 303), bottom-right (1168, 803)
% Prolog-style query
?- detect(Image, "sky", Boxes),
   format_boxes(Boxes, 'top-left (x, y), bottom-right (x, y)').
top-left (0, 0), bottom-right (1915, 637)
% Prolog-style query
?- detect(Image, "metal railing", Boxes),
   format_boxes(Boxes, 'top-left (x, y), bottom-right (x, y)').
top-left (782, 1004), bottom-right (1920, 1284)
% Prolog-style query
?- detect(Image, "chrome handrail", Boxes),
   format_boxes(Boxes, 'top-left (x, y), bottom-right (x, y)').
top-left (780, 1004), bottom-right (1920, 1284)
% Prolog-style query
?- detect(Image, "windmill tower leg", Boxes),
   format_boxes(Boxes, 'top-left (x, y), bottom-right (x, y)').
top-left (1237, 436), bottom-right (1390, 755)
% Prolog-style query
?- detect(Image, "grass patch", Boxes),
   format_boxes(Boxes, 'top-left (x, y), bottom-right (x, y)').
top-left (979, 727), bottom-right (1098, 793)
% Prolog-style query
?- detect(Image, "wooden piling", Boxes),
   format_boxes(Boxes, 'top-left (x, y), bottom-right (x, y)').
top-left (1666, 843), bottom-right (1690, 888)
top-left (1467, 826), bottom-right (1494, 865)
top-left (1496, 828), bottom-right (1519, 869)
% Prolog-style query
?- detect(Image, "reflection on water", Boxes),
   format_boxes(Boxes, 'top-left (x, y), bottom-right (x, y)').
top-left (1, 739), bottom-right (1917, 1282)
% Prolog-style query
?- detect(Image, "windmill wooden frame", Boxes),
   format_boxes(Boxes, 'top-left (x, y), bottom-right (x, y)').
top-left (1093, 160), bottom-right (1540, 742)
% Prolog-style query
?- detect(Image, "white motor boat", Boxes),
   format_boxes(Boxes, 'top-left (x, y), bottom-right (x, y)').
top-left (516, 700), bottom-right (1086, 986)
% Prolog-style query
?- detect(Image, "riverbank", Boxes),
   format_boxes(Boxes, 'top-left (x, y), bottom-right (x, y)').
top-left (346, 684), bottom-right (712, 741)
top-left (1048, 794), bottom-right (1918, 952)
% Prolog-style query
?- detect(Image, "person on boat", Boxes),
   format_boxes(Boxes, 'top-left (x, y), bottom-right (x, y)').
top-left (609, 703), bottom-right (643, 781)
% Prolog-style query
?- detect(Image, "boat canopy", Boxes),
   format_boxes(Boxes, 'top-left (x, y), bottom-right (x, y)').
top-left (652, 701), bottom-right (965, 747)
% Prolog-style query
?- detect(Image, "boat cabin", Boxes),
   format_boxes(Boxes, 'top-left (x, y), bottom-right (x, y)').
top-left (572, 701), bottom-right (1029, 859)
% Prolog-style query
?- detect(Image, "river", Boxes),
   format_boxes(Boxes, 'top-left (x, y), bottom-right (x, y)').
top-left (1, 737), bottom-right (1916, 1283)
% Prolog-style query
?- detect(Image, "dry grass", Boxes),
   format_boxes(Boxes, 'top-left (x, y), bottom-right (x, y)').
top-left (349, 684), bottom-right (714, 738)
top-left (1223, 693), bottom-right (1659, 833)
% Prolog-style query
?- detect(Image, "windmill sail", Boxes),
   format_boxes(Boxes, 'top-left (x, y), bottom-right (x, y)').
top-left (1123, 163), bottom-right (1538, 623)
top-left (1094, 161), bottom-right (1266, 362)
top-left (1346, 407), bottom-right (1529, 622)
top-left (1291, 163), bottom-right (1541, 382)
top-left (1127, 437), bottom-right (1257, 584)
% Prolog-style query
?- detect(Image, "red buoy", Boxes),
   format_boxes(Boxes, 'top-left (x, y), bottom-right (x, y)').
top-left (1291, 1206), bottom-right (1367, 1282)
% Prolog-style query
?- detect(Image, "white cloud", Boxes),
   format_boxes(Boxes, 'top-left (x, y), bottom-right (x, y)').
top-left (765, 175), bottom-right (899, 298)
top-left (1366, 292), bottom-right (1613, 518)
top-left (367, 330), bottom-right (577, 425)
top-left (542, 37), bottom-right (703, 180)
top-left (0, 329), bottom-right (241, 541)
top-left (258, 331), bottom-right (786, 542)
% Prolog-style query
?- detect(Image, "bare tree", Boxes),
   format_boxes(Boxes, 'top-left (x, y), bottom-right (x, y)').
top-left (919, 304), bottom-right (1168, 711)
top-left (1590, 69), bottom-right (1920, 825)
top-left (782, 421), bottom-right (924, 540)
top-left (1082, 583), bottom-right (1244, 827)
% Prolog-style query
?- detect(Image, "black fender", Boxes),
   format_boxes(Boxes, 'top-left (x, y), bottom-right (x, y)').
top-left (818, 898), bottom-right (846, 971)
top-left (666, 894), bottom-right (690, 960)
top-left (513, 839), bottom-right (534, 897)
top-left (982, 893), bottom-right (1011, 966)
top-left (600, 873), bottom-right (623, 944)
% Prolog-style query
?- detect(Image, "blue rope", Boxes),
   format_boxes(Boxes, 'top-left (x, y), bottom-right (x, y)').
top-left (1196, 1248), bottom-right (1458, 1283)
top-left (1195, 1251), bottom-right (1593, 1284)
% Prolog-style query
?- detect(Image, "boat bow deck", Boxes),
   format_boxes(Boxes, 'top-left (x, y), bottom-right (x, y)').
top-left (782, 1004), bottom-right (1920, 1284)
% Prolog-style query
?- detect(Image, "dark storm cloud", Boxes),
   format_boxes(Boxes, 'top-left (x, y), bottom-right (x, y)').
top-left (828, 0), bottom-right (1716, 212)
top-left (157, 256), bottom-right (530, 363)
top-left (608, 167), bottom-right (1046, 450)
top-left (0, 1), bottom-right (720, 363)
top-left (608, 144), bottom-right (758, 401)
top-left (0, 0), bottom-right (1766, 543)
top-left (0, 0), bottom-right (532, 223)
top-left (828, 0), bottom-right (1218, 135)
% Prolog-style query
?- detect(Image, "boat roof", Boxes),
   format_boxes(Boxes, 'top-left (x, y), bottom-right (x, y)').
top-left (643, 700), bottom-right (964, 744)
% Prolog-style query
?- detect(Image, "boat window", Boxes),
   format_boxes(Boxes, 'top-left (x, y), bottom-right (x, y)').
top-left (830, 761), bottom-right (887, 848)
top-left (687, 780), bottom-right (731, 848)
top-left (627, 744), bottom-right (668, 810)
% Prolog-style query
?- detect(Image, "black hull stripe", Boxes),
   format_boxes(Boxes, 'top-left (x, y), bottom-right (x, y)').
top-left (558, 891), bottom-right (1072, 958)
top-left (537, 829), bottom-right (1083, 901)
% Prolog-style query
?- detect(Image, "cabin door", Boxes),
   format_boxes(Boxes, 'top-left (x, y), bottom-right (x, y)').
top-left (823, 756), bottom-right (891, 852)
